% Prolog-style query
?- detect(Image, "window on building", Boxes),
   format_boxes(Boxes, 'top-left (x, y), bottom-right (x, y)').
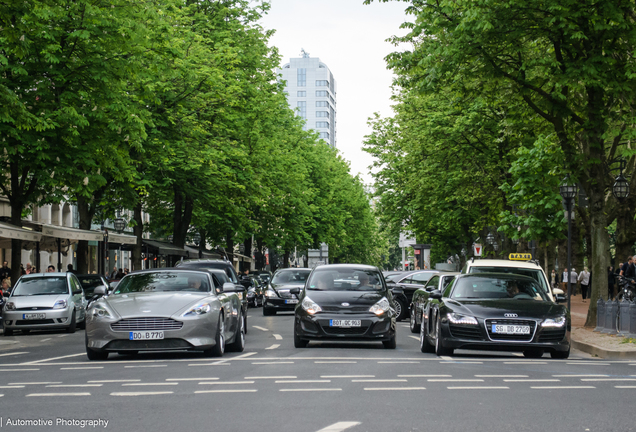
top-left (297, 68), bottom-right (306, 87)
top-left (316, 91), bottom-right (328, 97)
top-left (297, 101), bottom-right (306, 119)
top-left (316, 80), bottom-right (329, 87)
top-left (319, 132), bottom-right (330, 139)
top-left (316, 101), bottom-right (328, 107)
top-left (316, 121), bottom-right (329, 128)
top-left (316, 111), bottom-right (329, 118)
top-left (297, 91), bottom-right (306, 97)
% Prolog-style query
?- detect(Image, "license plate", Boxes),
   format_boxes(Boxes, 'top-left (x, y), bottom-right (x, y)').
top-left (492, 325), bottom-right (530, 335)
top-left (330, 319), bottom-right (361, 327)
top-left (129, 331), bottom-right (164, 340)
top-left (285, 299), bottom-right (299, 304)
top-left (22, 313), bottom-right (46, 320)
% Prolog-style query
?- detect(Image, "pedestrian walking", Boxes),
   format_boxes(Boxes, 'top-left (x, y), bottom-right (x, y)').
top-left (67, 264), bottom-right (77, 274)
top-left (569, 268), bottom-right (579, 296)
top-left (561, 268), bottom-right (569, 293)
top-left (0, 262), bottom-right (10, 281)
top-left (116, 268), bottom-right (124, 279)
top-left (20, 264), bottom-right (25, 275)
top-left (550, 269), bottom-right (560, 289)
top-left (578, 266), bottom-right (590, 302)
top-left (110, 266), bottom-right (118, 279)
top-left (608, 266), bottom-right (615, 300)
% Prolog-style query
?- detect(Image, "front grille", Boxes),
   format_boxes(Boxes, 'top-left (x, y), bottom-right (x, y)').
top-left (449, 324), bottom-right (482, 340)
top-left (321, 306), bottom-right (370, 313)
top-left (104, 339), bottom-right (192, 350)
top-left (16, 319), bottom-right (55, 325)
top-left (110, 318), bottom-right (184, 332)
top-left (16, 307), bottom-right (51, 311)
top-left (538, 328), bottom-right (567, 342)
top-left (322, 326), bottom-right (369, 335)
top-left (485, 319), bottom-right (537, 342)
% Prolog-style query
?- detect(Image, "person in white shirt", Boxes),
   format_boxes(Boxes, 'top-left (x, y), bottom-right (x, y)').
top-left (570, 268), bottom-right (578, 295)
top-left (578, 266), bottom-right (590, 302)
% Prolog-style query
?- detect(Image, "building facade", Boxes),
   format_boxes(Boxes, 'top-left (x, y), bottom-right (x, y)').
top-left (278, 51), bottom-right (337, 147)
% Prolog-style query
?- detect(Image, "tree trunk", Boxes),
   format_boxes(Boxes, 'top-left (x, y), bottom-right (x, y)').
top-left (585, 210), bottom-right (610, 327)
top-left (225, 230), bottom-right (234, 264)
top-left (75, 196), bottom-right (94, 274)
top-left (283, 250), bottom-right (290, 269)
top-left (172, 188), bottom-right (193, 249)
top-left (198, 229), bottom-right (207, 258)
top-left (244, 236), bottom-right (253, 263)
top-left (10, 202), bottom-right (23, 284)
top-left (131, 202), bottom-right (143, 271)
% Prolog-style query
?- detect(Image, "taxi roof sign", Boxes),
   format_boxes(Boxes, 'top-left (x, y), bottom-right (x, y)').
top-left (509, 253), bottom-right (532, 260)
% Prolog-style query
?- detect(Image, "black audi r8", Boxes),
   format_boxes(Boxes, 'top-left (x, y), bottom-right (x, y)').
top-left (419, 273), bottom-right (570, 359)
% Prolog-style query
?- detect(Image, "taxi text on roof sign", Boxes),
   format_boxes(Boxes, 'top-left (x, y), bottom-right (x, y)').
top-left (509, 253), bottom-right (532, 260)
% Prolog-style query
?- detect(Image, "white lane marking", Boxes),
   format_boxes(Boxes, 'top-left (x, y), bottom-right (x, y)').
top-left (378, 361), bottom-right (420, 364)
top-left (440, 361), bottom-right (483, 364)
top-left (208, 351), bottom-right (258, 366)
top-left (57, 335), bottom-right (69, 338)
top-left (322, 375), bottom-right (374, 379)
top-left (0, 386), bottom-right (24, 389)
top-left (264, 344), bottom-right (280, 350)
top-left (280, 388), bottom-right (342, 392)
top-left (503, 361), bottom-right (547, 364)
top-left (408, 336), bottom-right (419, 341)
top-left (448, 386), bottom-right (509, 390)
top-left (440, 356), bottom-right (453, 360)
top-left (188, 363), bottom-right (230, 367)
top-left (27, 392), bottom-right (90, 397)
top-left (567, 362), bottom-right (610, 366)
top-left (531, 386), bottom-right (596, 389)
top-left (0, 368), bottom-right (40, 372)
top-left (122, 383), bottom-right (179, 387)
top-left (9, 382), bottom-right (62, 385)
top-left (552, 374), bottom-right (609, 377)
top-left (476, 375), bottom-right (529, 378)
top-left (40, 338), bottom-right (52, 342)
top-left (252, 362), bottom-right (293, 365)
top-left (615, 386), bottom-right (636, 389)
top-left (0, 394), bottom-right (3, 397)
top-left (124, 365), bottom-right (167, 368)
top-left (364, 387), bottom-right (426, 391)
top-left (60, 367), bottom-right (104, 370)
top-left (352, 379), bottom-right (407, 383)
top-left (399, 375), bottom-right (452, 378)
top-left (88, 379), bottom-right (141, 383)
top-left (428, 379), bottom-right (484, 382)
top-left (316, 421), bottom-right (361, 432)
top-left (315, 361), bottom-right (357, 364)
top-left (275, 380), bottom-right (332, 384)
top-left (111, 392), bottom-right (173, 396)
top-left (23, 353), bottom-right (84, 364)
top-left (504, 379), bottom-right (561, 383)
top-left (195, 389), bottom-right (258, 394)
top-left (199, 381), bottom-right (255, 385)
top-left (273, 334), bottom-right (283, 340)
top-left (166, 378), bottom-right (219, 382)
top-left (0, 352), bottom-right (29, 357)
top-left (253, 326), bottom-right (269, 332)
top-left (245, 376), bottom-right (297, 380)
top-left (46, 384), bottom-right (103, 388)
top-left (581, 378), bottom-right (636, 382)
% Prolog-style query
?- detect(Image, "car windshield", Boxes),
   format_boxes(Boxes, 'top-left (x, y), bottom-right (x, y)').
top-left (12, 277), bottom-right (68, 296)
top-left (114, 272), bottom-right (211, 294)
top-left (468, 266), bottom-right (550, 294)
top-left (78, 277), bottom-right (105, 295)
top-left (451, 275), bottom-right (549, 301)
top-left (307, 268), bottom-right (384, 291)
top-left (385, 273), bottom-right (406, 283)
top-left (272, 270), bottom-right (311, 284)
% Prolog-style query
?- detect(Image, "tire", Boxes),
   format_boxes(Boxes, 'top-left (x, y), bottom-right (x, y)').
top-left (3, 328), bottom-right (13, 337)
top-left (85, 333), bottom-right (108, 361)
top-left (66, 311), bottom-right (76, 334)
top-left (78, 317), bottom-right (86, 330)
top-left (243, 312), bottom-right (248, 335)
top-left (395, 299), bottom-right (405, 321)
top-left (383, 334), bottom-right (396, 349)
top-left (294, 326), bottom-right (308, 348)
top-left (204, 313), bottom-right (225, 357)
top-left (523, 350), bottom-right (544, 358)
top-left (263, 307), bottom-right (275, 316)
top-left (420, 317), bottom-right (435, 353)
top-left (435, 319), bottom-right (453, 356)
top-left (410, 307), bottom-right (420, 333)
top-left (227, 312), bottom-right (245, 353)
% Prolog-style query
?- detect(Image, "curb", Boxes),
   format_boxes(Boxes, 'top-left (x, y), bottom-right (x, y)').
top-left (571, 339), bottom-right (636, 360)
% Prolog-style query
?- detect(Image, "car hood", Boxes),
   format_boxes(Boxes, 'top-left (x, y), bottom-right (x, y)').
top-left (444, 299), bottom-right (565, 319)
top-left (304, 290), bottom-right (385, 307)
top-left (9, 294), bottom-right (69, 308)
top-left (105, 292), bottom-right (210, 318)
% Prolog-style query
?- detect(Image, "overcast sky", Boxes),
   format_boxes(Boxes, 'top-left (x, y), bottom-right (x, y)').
top-left (258, 0), bottom-right (409, 185)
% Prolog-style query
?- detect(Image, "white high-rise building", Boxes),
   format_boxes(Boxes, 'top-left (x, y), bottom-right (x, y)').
top-left (279, 50), bottom-right (337, 147)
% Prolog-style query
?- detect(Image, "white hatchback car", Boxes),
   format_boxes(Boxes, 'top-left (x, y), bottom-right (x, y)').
top-left (461, 258), bottom-right (565, 302)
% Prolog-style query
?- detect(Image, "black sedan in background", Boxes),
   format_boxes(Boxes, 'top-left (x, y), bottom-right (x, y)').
top-left (388, 270), bottom-right (439, 321)
top-left (263, 268), bottom-right (311, 316)
top-left (292, 264), bottom-right (397, 349)
top-left (419, 273), bottom-right (570, 358)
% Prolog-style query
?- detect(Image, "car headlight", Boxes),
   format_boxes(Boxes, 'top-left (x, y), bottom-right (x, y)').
top-left (369, 297), bottom-right (391, 316)
top-left (91, 304), bottom-right (111, 318)
top-left (182, 302), bottom-right (212, 317)
top-left (53, 299), bottom-right (68, 309)
top-left (236, 292), bottom-right (243, 300)
top-left (302, 297), bottom-right (322, 315)
top-left (542, 316), bottom-right (566, 327)
top-left (5, 302), bottom-right (16, 311)
top-left (265, 289), bottom-right (278, 298)
top-left (448, 313), bottom-right (478, 325)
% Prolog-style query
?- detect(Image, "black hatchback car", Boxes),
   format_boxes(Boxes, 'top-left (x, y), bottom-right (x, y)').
top-left (292, 264), bottom-right (397, 349)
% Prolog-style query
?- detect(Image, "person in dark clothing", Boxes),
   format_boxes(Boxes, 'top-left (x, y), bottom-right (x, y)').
top-left (115, 268), bottom-right (125, 279)
top-left (67, 264), bottom-right (77, 274)
top-left (0, 262), bottom-right (10, 281)
top-left (622, 256), bottom-right (636, 283)
top-left (608, 266), bottom-right (616, 299)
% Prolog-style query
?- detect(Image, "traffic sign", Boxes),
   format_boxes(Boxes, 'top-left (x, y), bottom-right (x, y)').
top-left (473, 243), bottom-right (482, 257)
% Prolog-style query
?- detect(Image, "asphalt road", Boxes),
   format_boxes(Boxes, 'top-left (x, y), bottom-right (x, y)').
top-left (0, 309), bottom-right (634, 432)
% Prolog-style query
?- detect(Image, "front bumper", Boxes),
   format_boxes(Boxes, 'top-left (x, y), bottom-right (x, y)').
top-left (85, 312), bottom-right (220, 352)
top-left (3, 308), bottom-right (73, 330)
top-left (295, 312), bottom-right (395, 342)
top-left (439, 318), bottom-right (571, 353)
top-left (263, 297), bottom-right (299, 312)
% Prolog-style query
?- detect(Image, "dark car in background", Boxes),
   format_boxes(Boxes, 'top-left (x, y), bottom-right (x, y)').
top-left (292, 264), bottom-right (397, 349)
top-left (263, 268), bottom-right (311, 316)
top-left (242, 275), bottom-right (265, 307)
top-left (410, 272), bottom-right (459, 333)
top-left (77, 274), bottom-right (110, 298)
top-left (388, 270), bottom-right (439, 321)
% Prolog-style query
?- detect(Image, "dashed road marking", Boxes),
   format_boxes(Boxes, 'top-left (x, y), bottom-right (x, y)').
top-left (581, 378), bottom-right (636, 382)
top-left (552, 374), bottom-right (608, 377)
top-left (364, 387), bottom-right (426, 391)
top-left (166, 378), bottom-right (219, 382)
top-left (352, 379), bottom-right (407, 383)
top-left (475, 375), bottom-right (528, 378)
top-left (245, 376), bottom-right (297, 380)
top-left (440, 361), bottom-right (483, 364)
top-left (188, 363), bottom-right (230, 367)
top-left (322, 375), bottom-right (374, 379)
top-left (9, 382), bottom-right (62, 385)
top-left (124, 365), bottom-right (167, 368)
top-left (315, 361), bottom-right (357, 364)
top-left (0, 368), bottom-right (39, 372)
top-left (253, 326), bottom-right (269, 332)
top-left (199, 381), bottom-right (255, 385)
top-left (428, 379), bottom-right (484, 382)
top-left (273, 334), bottom-right (283, 340)
top-left (0, 386), bottom-right (24, 389)
top-left (503, 379), bottom-right (561, 382)
top-left (40, 338), bottom-right (52, 342)
top-left (530, 386), bottom-right (596, 389)
top-left (275, 380), bottom-right (332, 384)
top-left (122, 382), bottom-right (179, 386)
top-left (27, 392), bottom-right (90, 397)
top-left (399, 375), bottom-right (451, 378)
top-left (567, 362), bottom-right (610, 366)
top-left (60, 367), bottom-right (104, 370)
top-left (46, 384), bottom-right (103, 388)
top-left (378, 361), bottom-right (420, 364)
top-left (252, 361), bottom-right (293, 365)
top-left (316, 422), bottom-right (361, 432)
top-left (504, 361), bottom-right (547, 364)
top-left (280, 388), bottom-right (342, 392)
top-left (111, 392), bottom-right (173, 396)
top-left (195, 389), bottom-right (257, 394)
top-left (264, 344), bottom-right (280, 350)
top-left (0, 352), bottom-right (29, 357)
top-left (88, 379), bottom-right (140, 383)
top-left (448, 386), bottom-right (509, 390)
top-left (615, 386), bottom-right (636, 389)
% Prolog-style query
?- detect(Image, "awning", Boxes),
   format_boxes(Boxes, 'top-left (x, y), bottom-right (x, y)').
top-left (232, 252), bottom-right (253, 262)
top-left (184, 245), bottom-right (223, 259)
top-left (108, 232), bottom-right (138, 245)
top-left (142, 239), bottom-right (188, 257)
top-left (0, 222), bottom-right (42, 242)
top-left (39, 224), bottom-right (103, 242)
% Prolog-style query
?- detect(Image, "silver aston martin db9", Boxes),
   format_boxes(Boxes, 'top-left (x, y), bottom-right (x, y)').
top-left (85, 269), bottom-right (245, 360)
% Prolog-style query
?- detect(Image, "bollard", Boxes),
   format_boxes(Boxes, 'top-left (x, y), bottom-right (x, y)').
top-left (602, 300), bottom-right (618, 335)
top-left (629, 301), bottom-right (636, 339)
top-left (594, 298), bottom-right (605, 332)
top-left (618, 300), bottom-right (631, 337)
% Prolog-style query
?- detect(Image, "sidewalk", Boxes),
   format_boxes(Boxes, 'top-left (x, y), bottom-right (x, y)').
top-left (569, 294), bottom-right (636, 359)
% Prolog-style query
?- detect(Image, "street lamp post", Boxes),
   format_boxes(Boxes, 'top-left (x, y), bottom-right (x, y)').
top-left (559, 175), bottom-right (578, 311)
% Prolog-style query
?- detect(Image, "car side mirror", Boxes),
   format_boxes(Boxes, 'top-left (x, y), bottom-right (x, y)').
top-left (73, 289), bottom-right (83, 295)
top-left (221, 282), bottom-right (237, 293)
top-left (555, 294), bottom-right (567, 304)
top-left (425, 287), bottom-right (435, 292)
top-left (430, 290), bottom-right (443, 300)
top-left (94, 286), bottom-right (106, 296)
top-left (289, 288), bottom-right (301, 295)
